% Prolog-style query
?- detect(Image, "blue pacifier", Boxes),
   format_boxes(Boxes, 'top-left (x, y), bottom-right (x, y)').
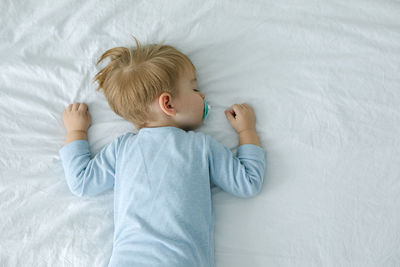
top-left (202, 99), bottom-right (210, 120)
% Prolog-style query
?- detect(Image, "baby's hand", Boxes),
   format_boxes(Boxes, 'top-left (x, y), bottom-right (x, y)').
top-left (63, 102), bottom-right (91, 133)
top-left (224, 103), bottom-right (256, 134)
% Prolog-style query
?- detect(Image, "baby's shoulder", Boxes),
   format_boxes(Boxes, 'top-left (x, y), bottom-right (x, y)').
top-left (186, 131), bottom-right (216, 149)
top-left (187, 130), bottom-right (208, 140)
top-left (114, 131), bottom-right (137, 143)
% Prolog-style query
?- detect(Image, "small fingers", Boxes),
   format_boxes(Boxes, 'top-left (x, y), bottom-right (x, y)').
top-left (230, 104), bottom-right (240, 113)
top-left (72, 103), bottom-right (80, 111)
top-left (78, 103), bottom-right (88, 112)
top-left (66, 102), bottom-right (89, 112)
top-left (231, 103), bottom-right (248, 111)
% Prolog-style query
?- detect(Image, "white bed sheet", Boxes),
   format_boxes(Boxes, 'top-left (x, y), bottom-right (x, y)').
top-left (1, 0), bottom-right (400, 266)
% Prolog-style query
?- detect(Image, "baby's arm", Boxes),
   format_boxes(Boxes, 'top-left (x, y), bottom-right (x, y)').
top-left (60, 102), bottom-right (116, 197)
top-left (206, 103), bottom-right (266, 198)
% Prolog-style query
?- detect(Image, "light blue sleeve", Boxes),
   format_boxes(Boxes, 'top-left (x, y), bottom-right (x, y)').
top-left (206, 135), bottom-right (267, 198)
top-left (59, 137), bottom-right (120, 197)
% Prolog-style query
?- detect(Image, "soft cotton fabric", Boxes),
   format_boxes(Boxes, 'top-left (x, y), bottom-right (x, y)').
top-left (59, 126), bottom-right (266, 266)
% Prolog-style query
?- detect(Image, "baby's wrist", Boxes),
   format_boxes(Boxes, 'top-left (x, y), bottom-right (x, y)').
top-left (238, 128), bottom-right (261, 147)
top-left (65, 130), bottom-right (88, 145)
top-left (238, 128), bottom-right (256, 135)
top-left (67, 129), bottom-right (87, 134)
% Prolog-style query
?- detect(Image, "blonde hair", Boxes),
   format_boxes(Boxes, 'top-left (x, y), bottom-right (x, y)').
top-left (93, 36), bottom-right (196, 130)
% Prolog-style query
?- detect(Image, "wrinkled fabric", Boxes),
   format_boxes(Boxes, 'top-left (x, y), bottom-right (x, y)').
top-left (2, 0), bottom-right (400, 266)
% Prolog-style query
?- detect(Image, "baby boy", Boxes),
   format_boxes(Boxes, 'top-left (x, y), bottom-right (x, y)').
top-left (59, 37), bottom-right (266, 267)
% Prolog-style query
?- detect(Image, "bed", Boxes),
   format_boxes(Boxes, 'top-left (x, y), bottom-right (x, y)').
top-left (1, 0), bottom-right (399, 266)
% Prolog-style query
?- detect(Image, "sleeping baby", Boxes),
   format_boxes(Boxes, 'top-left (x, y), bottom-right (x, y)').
top-left (59, 36), bottom-right (266, 267)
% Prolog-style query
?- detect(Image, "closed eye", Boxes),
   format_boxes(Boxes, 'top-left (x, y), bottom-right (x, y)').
top-left (193, 89), bottom-right (199, 92)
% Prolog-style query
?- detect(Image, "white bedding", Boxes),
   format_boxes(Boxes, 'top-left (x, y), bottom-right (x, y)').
top-left (1, 0), bottom-right (400, 266)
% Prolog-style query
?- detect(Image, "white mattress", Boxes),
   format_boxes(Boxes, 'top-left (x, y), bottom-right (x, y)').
top-left (1, 0), bottom-right (400, 266)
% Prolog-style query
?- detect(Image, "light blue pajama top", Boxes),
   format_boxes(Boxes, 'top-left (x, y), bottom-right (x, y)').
top-left (59, 126), bottom-right (267, 267)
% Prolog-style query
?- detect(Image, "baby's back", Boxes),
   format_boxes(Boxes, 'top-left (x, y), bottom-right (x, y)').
top-left (110, 126), bottom-right (214, 267)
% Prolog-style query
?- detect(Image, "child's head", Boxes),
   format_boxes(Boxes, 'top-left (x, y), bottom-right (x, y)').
top-left (93, 36), bottom-right (206, 131)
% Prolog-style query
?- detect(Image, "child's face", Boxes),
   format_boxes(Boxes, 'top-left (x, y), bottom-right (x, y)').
top-left (173, 67), bottom-right (205, 130)
top-left (146, 66), bottom-right (205, 131)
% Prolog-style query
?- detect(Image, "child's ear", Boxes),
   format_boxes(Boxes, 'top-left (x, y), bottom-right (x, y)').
top-left (158, 93), bottom-right (176, 116)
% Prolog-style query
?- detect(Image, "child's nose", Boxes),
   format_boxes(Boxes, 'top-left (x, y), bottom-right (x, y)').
top-left (200, 93), bottom-right (205, 99)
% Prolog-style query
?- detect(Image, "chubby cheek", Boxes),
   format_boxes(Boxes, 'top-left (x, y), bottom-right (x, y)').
top-left (194, 95), bottom-right (204, 119)
top-left (184, 95), bottom-right (203, 120)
